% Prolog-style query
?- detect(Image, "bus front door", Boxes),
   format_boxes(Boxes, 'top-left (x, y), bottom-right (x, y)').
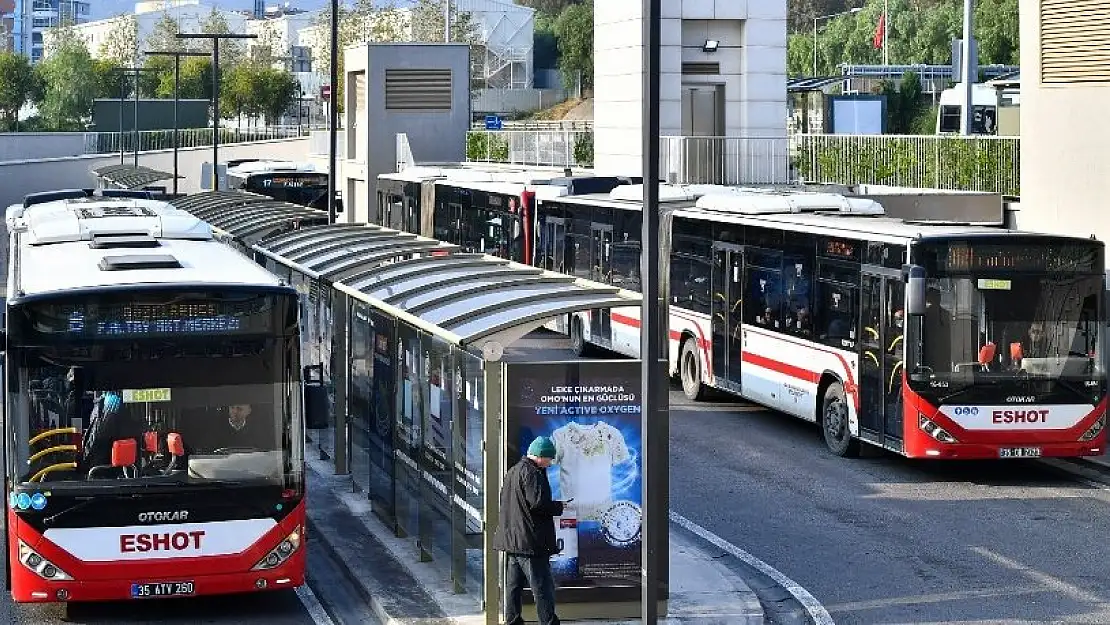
top-left (591, 224), bottom-right (613, 342)
top-left (711, 245), bottom-right (743, 391)
top-left (859, 270), bottom-right (906, 446)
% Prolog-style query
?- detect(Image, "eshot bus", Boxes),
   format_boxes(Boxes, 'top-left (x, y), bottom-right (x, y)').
top-left (3, 190), bottom-right (325, 602)
top-left (534, 184), bottom-right (1107, 460)
top-left (226, 160), bottom-right (331, 210)
top-left (375, 167), bottom-right (634, 261)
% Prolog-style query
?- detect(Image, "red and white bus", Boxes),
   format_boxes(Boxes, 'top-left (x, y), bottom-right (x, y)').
top-left (531, 184), bottom-right (1107, 460)
top-left (3, 190), bottom-right (324, 602)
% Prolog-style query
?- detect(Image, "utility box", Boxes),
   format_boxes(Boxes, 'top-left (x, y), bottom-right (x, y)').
top-left (343, 43), bottom-right (471, 223)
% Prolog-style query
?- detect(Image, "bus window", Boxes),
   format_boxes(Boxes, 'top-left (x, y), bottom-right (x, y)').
top-left (783, 254), bottom-right (812, 336)
top-left (815, 280), bottom-right (857, 349)
top-left (671, 253), bottom-right (710, 314)
top-left (745, 265), bottom-right (782, 330)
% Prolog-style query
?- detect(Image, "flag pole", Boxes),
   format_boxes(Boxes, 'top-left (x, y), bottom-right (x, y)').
top-left (882, 0), bottom-right (889, 66)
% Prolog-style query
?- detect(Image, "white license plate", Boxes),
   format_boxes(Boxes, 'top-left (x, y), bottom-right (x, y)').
top-left (131, 581), bottom-right (195, 598)
top-left (999, 447), bottom-right (1042, 458)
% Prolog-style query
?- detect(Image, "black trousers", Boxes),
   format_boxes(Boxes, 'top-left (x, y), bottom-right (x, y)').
top-left (505, 554), bottom-right (560, 625)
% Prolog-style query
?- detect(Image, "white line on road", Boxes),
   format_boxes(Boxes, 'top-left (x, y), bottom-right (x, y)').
top-left (296, 584), bottom-right (338, 625)
top-left (670, 511), bottom-right (835, 625)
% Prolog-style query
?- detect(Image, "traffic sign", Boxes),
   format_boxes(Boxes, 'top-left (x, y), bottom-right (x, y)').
top-left (485, 115), bottom-right (503, 130)
top-left (321, 85), bottom-right (332, 101)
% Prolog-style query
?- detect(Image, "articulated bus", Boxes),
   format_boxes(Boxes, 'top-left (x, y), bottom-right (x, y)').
top-left (2, 190), bottom-right (323, 603)
top-left (374, 166), bottom-right (635, 261)
top-left (432, 180), bottom-right (1107, 460)
top-left (226, 160), bottom-right (331, 210)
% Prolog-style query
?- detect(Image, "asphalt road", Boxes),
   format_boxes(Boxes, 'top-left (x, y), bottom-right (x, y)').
top-left (670, 388), bottom-right (1110, 624)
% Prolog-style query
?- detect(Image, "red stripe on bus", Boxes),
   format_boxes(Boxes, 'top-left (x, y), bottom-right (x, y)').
top-left (741, 352), bottom-right (822, 384)
top-left (609, 311), bottom-right (713, 378)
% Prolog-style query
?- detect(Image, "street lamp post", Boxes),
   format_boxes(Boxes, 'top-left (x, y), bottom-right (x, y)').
top-left (145, 50), bottom-right (209, 196)
top-left (328, 0), bottom-right (338, 224)
top-left (812, 8), bottom-right (862, 76)
top-left (116, 67), bottom-right (162, 168)
top-left (175, 32), bottom-right (258, 191)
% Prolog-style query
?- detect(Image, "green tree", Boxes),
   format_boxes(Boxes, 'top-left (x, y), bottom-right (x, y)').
top-left (221, 64), bottom-right (255, 120)
top-left (514, 0), bottom-right (583, 14)
top-left (200, 8), bottom-right (246, 70)
top-left (0, 52), bottom-right (37, 130)
top-left (177, 56), bottom-right (214, 100)
top-left (99, 14), bottom-right (139, 67)
top-left (91, 59), bottom-right (128, 100)
top-left (37, 31), bottom-right (98, 130)
top-left (146, 12), bottom-right (192, 54)
top-left (256, 68), bottom-right (300, 124)
top-left (552, 2), bottom-right (592, 89)
top-left (140, 55), bottom-right (174, 97)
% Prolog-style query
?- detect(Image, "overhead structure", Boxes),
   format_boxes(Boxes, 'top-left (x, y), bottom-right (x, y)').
top-left (167, 191), bottom-right (330, 246)
top-left (91, 164), bottom-right (177, 190)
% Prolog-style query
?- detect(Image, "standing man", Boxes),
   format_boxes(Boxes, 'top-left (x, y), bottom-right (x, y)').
top-left (493, 436), bottom-right (566, 625)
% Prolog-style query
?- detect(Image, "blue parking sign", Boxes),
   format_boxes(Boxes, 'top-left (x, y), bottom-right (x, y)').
top-left (485, 115), bottom-right (503, 130)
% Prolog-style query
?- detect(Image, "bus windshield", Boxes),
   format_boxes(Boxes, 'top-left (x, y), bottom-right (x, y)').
top-left (7, 291), bottom-right (301, 492)
top-left (921, 274), bottom-right (1102, 380)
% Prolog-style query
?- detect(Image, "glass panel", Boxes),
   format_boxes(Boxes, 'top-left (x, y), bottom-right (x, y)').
top-left (394, 322), bottom-right (423, 542)
top-left (420, 286), bottom-right (582, 324)
top-left (349, 302), bottom-right (373, 495)
top-left (458, 350), bottom-right (485, 601)
top-left (418, 337), bottom-right (455, 578)
top-left (364, 266), bottom-right (514, 300)
top-left (368, 311), bottom-right (397, 527)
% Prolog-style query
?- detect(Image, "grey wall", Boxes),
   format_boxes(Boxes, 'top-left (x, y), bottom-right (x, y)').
top-left (93, 99), bottom-right (212, 132)
top-left (0, 137), bottom-right (310, 209)
top-left (0, 133), bottom-right (89, 161)
top-left (364, 43), bottom-right (471, 204)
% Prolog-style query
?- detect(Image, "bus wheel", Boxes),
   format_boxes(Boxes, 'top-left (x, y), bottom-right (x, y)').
top-left (680, 339), bottom-right (707, 401)
top-left (570, 316), bottom-right (590, 357)
top-left (821, 382), bottom-right (859, 457)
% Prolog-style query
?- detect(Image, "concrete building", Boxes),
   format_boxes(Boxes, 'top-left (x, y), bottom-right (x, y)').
top-left (48, 0), bottom-right (247, 62)
top-left (1017, 0), bottom-right (1109, 241)
top-left (593, 0), bottom-right (788, 178)
top-left (9, 0), bottom-right (91, 61)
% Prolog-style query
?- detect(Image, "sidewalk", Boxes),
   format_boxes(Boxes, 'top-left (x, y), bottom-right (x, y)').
top-left (304, 457), bottom-right (765, 625)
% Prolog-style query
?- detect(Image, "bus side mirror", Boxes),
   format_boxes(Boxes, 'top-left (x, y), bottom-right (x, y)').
top-left (303, 364), bottom-right (329, 430)
top-left (905, 264), bottom-right (927, 316)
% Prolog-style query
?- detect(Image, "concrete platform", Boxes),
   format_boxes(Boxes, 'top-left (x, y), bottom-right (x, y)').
top-left (304, 457), bottom-right (765, 625)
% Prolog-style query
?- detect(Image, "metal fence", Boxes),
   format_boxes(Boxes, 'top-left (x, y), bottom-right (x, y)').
top-left (465, 129), bottom-right (593, 168)
top-left (661, 136), bottom-right (792, 185)
top-left (84, 127), bottom-right (308, 156)
top-left (792, 133), bottom-right (1020, 196)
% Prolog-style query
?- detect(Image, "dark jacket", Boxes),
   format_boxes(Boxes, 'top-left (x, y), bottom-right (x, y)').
top-left (492, 457), bottom-right (564, 557)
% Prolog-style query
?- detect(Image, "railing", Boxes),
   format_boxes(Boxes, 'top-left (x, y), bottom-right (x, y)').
top-left (83, 127), bottom-right (308, 156)
top-left (792, 133), bottom-right (1020, 196)
top-left (466, 129), bottom-right (593, 168)
top-left (661, 136), bottom-right (792, 185)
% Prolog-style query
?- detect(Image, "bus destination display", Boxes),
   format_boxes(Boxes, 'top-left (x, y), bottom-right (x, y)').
top-left (257, 174), bottom-right (327, 189)
top-left (19, 299), bottom-right (277, 338)
top-left (943, 243), bottom-right (1101, 273)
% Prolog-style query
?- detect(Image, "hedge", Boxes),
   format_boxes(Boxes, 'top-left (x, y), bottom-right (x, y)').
top-left (466, 132), bottom-right (509, 162)
top-left (792, 135), bottom-right (1020, 196)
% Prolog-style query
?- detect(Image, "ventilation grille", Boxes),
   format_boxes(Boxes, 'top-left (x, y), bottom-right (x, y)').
top-left (78, 205), bottom-right (157, 219)
top-left (682, 62), bottom-right (721, 75)
top-left (385, 69), bottom-right (452, 111)
top-left (90, 233), bottom-right (160, 249)
top-left (98, 254), bottom-right (181, 271)
top-left (1040, 0), bottom-right (1110, 84)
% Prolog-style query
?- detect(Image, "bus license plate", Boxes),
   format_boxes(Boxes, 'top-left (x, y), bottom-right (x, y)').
top-left (131, 581), bottom-right (195, 598)
top-left (999, 447), bottom-right (1042, 458)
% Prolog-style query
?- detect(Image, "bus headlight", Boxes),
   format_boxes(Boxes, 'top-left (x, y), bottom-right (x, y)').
top-left (251, 526), bottom-right (302, 571)
top-left (1080, 413), bottom-right (1106, 441)
top-left (919, 413), bottom-right (958, 444)
top-left (18, 541), bottom-right (72, 581)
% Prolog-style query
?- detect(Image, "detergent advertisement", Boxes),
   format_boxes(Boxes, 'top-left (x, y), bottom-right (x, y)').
top-left (505, 360), bottom-right (642, 589)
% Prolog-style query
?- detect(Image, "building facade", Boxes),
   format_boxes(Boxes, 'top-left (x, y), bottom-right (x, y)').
top-left (1017, 0), bottom-right (1110, 245)
top-left (593, 0), bottom-right (788, 179)
top-left (9, 0), bottom-right (91, 61)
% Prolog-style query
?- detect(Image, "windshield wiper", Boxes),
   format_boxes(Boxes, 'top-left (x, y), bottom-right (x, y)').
top-left (41, 496), bottom-right (98, 527)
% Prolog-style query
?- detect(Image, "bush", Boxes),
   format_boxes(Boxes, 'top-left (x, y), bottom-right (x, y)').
top-left (793, 135), bottom-right (1019, 196)
top-left (466, 132), bottom-right (509, 162)
top-left (573, 132), bottom-right (593, 167)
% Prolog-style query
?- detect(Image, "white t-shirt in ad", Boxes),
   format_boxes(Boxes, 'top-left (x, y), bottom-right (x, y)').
top-left (551, 421), bottom-right (631, 517)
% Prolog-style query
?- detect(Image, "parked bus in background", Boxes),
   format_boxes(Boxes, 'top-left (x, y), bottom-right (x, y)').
top-left (3, 189), bottom-right (325, 603)
top-left (534, 184), bottom-right (1106, 460)
top-left (226, 160), bottom-right (331, 210)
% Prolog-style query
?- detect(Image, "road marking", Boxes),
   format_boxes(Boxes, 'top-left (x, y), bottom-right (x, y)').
top-left (971, 546), bottom-right (1106, 605)
top-left (670, 511), bottom-right (835, 625)
top-left (296, 584), bottom-right (338, 625)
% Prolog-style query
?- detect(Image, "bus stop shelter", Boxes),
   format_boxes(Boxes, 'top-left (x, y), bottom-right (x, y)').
top-left (169, 191), bottom-right (330, 249)
top-left (91, 164), bottom-right (177, 190)
top-left (175, 193), bottom-right (656, 622)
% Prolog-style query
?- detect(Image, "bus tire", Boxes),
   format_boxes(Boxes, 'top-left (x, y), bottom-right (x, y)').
top-left (570, 316), bottom-right (590, 357)
top-left (821, 381), bottom-right (860, 457)
top-left (679, 338), bottom-right (707, 401)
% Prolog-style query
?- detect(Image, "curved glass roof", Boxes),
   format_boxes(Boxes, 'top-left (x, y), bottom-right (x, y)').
top-left (91, 164), bottom-right (177, 190)
top-left (168, 191), bottom-right (329, 245)
top-left (181, 196), bottom-right (640, 351)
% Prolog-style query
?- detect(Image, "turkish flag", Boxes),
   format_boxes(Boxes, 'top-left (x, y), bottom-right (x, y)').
top-left (873, 12), bottom-right (886, 50)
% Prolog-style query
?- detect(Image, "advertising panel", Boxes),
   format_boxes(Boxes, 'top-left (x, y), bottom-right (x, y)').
top-left (505, 360), bottom-right (642, 590)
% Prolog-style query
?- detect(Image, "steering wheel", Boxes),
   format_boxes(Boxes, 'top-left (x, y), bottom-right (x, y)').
top-left (211, 446), bottom-right (262, 455)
